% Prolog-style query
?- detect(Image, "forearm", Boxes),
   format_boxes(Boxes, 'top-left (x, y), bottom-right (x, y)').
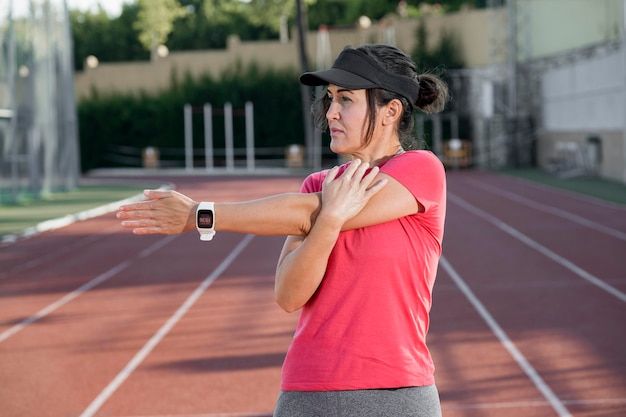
top-left (213, 193), bottom-right (321, 236)
top-left (119, 190), bottom-right (322, 237)
top-left (274, 217), bottom-right (342, 312)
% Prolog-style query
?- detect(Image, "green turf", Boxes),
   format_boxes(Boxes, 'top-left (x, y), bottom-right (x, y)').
top-left (498, 168), bottom-right (626, 206)
top-left (1, 168), bottom-right (624, 240)
top-left (0, 185), bottom-right (145, 238)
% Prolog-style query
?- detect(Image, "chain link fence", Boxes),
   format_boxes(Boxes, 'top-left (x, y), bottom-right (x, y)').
top-left (0, 0), bottom-right (79, 205)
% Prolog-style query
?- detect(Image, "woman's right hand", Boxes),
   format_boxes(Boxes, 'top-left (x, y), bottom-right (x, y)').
top-left (117, 189), bottom-right (198, 235)
top-left (320, 159), bottom-right (388, 227)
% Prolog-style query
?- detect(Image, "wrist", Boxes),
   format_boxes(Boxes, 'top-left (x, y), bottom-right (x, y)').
top-left (311, 211), bottom-right (344, 236)
top-left (186, 202), bottom-right (199, 232)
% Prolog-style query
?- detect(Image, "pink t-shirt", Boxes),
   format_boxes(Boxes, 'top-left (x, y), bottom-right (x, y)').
top-left (280, 150), bottom-right (447, 391)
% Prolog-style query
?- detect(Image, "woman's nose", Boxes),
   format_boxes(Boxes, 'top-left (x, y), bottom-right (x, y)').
top-left (326, 101), bottom-right (339, 120)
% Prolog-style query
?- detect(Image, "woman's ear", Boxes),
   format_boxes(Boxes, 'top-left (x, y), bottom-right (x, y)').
top-left (382, 99), bottom-right (403, 126)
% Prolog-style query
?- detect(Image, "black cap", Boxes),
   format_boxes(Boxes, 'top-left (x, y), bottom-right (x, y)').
top-left (300, 48), bottom-right (420, 105)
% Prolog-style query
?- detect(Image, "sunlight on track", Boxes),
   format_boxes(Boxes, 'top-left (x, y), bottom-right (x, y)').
top-left (0, 225), bottom-right (120, 279)
top-left (439, 256), bottom-right (573, 417)
top-left (0, 234), bottom-right (179, 344)
top-left (466, 179), bottom-right (626, 242)
top-left (448, 193), bottom-right (626, 303)
top-left (79, 235), bottom-right (255, 417)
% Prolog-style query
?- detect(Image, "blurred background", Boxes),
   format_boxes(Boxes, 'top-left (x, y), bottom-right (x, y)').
top-left (1, 0), bottom-right (625, 205)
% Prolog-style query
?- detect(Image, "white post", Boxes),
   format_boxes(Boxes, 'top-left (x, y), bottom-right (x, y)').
top-left (184, 104), bottom-right (193, 172)
top-left (224, 102), bottom-right (234, 171)
top-left (245, 101), bottom-right (255, 171)
top-left (203, 103), bottom-right (213, 170)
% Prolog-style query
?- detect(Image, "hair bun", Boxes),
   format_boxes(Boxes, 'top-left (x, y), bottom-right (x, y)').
top-left (415, 74), bottom-right (450, 114)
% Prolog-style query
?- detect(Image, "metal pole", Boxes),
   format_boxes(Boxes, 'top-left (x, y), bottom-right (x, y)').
top-left (622, 0), bottom-right (626, 183)
top-left (203, 103), bottom-right (213, 171)
top-left (6, 0), bottom-right (18, 203)
top-left (296, 0), bottom-right (314, 168)
top-left (245, 101), bottom-right (255, 172)
top-left (506, 0), bottom-right (518, 166)
top-left (432, 113), bottom-right (442, 156)
top-left (224, 102), bottom-right (234, 171)
top-left (415, 114), bottom-right (424, 146)
top-left (184, 104), bottom-right (193, 171)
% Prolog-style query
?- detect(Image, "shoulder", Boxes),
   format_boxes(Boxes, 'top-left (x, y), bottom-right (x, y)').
top-left (381, 150), bottom-right (444, 175)
top-left (380, 150), bottom-right (446, 205)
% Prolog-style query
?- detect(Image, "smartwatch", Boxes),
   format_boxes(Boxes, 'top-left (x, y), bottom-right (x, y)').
top-left (196, 202), bottom-right (216, 241)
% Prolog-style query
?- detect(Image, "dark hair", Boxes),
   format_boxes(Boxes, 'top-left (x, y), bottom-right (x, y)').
top-left (311, 44), bottom-right (450, 150)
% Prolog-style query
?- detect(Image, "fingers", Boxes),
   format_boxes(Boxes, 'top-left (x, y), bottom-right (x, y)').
top-left (144, 189), bottom-right (173, 200)
top-left (325, 159), bottom-right (384, 191)
top-left (323, 165), bottom-right (340, 186)
top-left (365, 178), bottom-right (388, 198)
top-left (117, 189), bottom-right (169, 212)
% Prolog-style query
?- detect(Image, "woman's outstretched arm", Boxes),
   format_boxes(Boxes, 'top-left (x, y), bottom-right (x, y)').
top-left (117, 188), bottom-right (321, 237)
top-left (117, 160), bottom-right (418, 237)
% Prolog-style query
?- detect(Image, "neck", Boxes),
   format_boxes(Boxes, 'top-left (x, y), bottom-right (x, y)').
top-left (349, 144), bottom-right (404, 166)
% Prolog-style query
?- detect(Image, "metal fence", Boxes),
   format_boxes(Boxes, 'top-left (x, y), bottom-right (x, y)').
top-left (0, 0), bottom-right (79, 205)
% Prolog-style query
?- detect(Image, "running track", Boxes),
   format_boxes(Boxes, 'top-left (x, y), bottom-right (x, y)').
top-left (1, 170), bottom-right (625, 417)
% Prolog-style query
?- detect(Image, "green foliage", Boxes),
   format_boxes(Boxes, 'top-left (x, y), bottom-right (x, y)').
top-left (69, 1), bottom-right (488, 70)
top-left (77, 64), bottom-right (303, 172)
top-left (134, 0), bottom-right (187, 58)
top-left (204, 0), bottom-right (294, 33)
top-left (71, 4), bottom-right (147, 70)
top-left (412, 19), bottom-right (464, 72)
top-left (307, 0), bottom-right (396, 28)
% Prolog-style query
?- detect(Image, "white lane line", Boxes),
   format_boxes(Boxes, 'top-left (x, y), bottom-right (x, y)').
top-left (0, 235), bottom-right (179, 344)
top-left (79, 234), bottom-right (255, 417)
top-left (439, 256), bottom-right (573, 417)
top-left (449, 193), bottom-right (626, 303)
top-left (465, 179), bottom-right (626, 242)
top-left (1, 183), bottom-right (173, 245)
top-left (444, 397), bottom-right (626, 410)
top-left (117, 414), bottom-right (273, 417)
top-left (111, 397), bottom-right (626, 416)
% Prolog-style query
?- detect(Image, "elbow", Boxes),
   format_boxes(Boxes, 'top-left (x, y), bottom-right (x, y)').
top-left (274, 291), bottom-right (304, 313)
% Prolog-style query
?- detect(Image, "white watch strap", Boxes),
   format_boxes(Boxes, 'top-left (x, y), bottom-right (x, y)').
top-left (196, 202), bottom-right (216, 241)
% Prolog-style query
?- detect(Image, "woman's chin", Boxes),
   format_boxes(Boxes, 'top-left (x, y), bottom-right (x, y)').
top-left (329, 142), bottom-right (345, 155)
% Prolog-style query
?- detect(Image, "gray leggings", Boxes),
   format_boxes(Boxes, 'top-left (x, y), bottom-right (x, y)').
top-left (273, 385), bottom-right (442, 417)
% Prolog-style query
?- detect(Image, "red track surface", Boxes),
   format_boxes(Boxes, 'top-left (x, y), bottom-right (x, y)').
top-left (1, 171), bottom-right (625, 417)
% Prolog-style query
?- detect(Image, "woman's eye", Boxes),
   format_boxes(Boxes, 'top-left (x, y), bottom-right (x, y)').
top-left (327, 94), bottom-right (351, 103)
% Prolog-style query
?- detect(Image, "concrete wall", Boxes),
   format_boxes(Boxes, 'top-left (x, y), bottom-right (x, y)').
top-left (521, 0), bottom-right (623, 60)
top-left (537, 44), bottom-right (626, 182)
top-left (74, 8), bottom-right (497, 100)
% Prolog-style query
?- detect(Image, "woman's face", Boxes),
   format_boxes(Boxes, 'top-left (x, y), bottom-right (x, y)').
top-left (325, 84), bottom-right (370, 155)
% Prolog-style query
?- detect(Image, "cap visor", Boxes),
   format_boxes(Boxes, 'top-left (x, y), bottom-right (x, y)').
top-left (299, 68), bottom-right (377, 89)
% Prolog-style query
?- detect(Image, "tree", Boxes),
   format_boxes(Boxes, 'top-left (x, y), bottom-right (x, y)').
top-left (134, 0), bottom-right (187, 61)
top-left (204, 0), bottom-right (294, 33)
top-left (412, 18), bottom-right (464, 76)
top-left (71, 4), bottom-right (147, 70)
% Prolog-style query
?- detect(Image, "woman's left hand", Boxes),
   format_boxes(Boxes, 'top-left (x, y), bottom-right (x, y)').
top-left (320, 159), bottom-right (388, 227)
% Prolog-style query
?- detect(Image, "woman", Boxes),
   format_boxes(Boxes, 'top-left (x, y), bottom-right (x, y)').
top-left (118, 44), bottom-right (449, 416)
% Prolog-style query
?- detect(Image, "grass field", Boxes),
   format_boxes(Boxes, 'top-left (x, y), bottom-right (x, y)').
top-left (1, 168), bottom-right (624, 240)
top-left (0, 184), bottom-right (146, 238)
top-left (499, 168), bottom-right (626, 205)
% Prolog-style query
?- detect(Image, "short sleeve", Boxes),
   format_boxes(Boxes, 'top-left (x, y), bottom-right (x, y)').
top-left (379, 150), bottom-right (446, 212)
top-left (300, 170), bottom-right (326, 193)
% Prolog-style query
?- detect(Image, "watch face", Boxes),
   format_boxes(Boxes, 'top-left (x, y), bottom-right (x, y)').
top-left (197, 210), bottom-right (214, 228)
